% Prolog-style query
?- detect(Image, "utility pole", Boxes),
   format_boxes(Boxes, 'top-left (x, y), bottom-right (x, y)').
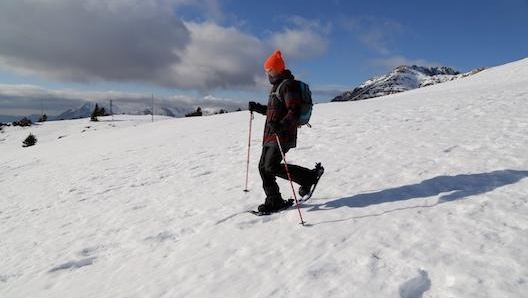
top-left (110, 99), bottom-right (113, 121)
top-left (151, 94), bottom-right (154, 122)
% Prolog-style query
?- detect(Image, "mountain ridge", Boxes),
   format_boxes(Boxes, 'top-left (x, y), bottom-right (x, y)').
top-left (331, 65), bottom-right (485, 102)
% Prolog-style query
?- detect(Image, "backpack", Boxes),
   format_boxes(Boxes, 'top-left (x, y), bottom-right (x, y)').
top-left (274, 79), bottom-right (313, 127)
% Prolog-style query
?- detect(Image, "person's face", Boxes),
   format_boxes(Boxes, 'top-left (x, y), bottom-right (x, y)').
top-left (265, 68), bottom-right (280, 78)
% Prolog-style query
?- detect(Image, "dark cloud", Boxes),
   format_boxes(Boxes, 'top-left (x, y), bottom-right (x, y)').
top-left (0, 0), bottom-right (189, 84)
top-left (0, 0), bottom-right (269, 91)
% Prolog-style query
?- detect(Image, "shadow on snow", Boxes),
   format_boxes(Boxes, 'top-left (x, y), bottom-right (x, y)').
top-left (309, 169), bottom-right (528, 211)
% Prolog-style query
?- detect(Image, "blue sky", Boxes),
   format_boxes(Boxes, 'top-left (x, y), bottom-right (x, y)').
top-left (0, 0), bottom-right (527, 116)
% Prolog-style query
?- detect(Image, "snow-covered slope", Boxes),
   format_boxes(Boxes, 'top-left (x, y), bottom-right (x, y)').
top-left (1, 58), bottom-right (527, 298)
top-left (331, 65), bottom-right (483, 102)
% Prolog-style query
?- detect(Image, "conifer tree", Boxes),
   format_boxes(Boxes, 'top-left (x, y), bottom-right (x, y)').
top-left (22, 133), bottom-right (37, 147)
top-left (91, 104), bottom-right (100, 121)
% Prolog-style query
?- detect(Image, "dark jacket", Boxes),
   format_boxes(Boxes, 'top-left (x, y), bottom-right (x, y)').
top-left (254, 70), bottom-right (301, 150)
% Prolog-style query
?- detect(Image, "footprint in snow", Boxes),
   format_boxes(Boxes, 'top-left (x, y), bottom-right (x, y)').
top-left (399, 269), bottom-right (431, 298)
top-left (0, 274), bottom-right (20, 282)
top-left (48, 257), bottom-right (96, 273)
top-left (144, 231), bottom-right (178, 243)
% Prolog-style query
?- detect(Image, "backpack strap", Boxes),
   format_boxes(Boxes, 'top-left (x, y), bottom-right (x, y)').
top-left (271, 79), bottom-right (291, 102)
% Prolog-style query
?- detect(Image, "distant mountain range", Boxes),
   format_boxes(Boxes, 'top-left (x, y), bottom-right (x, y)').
top-left (0, 102), bottom-right (208, 123)
top-left (53, 102), bottom-right (194, 120)
top-left (331, 65), bottom-right (485, 102)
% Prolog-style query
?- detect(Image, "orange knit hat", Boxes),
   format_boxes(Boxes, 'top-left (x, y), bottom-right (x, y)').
top-left (263, 50), bottom-right (285, 73)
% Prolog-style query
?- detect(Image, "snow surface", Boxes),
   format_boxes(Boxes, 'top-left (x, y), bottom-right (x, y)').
top-left (1, 58), bottom-right (528, 298)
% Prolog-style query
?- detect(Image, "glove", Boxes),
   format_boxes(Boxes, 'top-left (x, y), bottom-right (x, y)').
top-left (248, 101), bottom-right (258, 112)
top-left (269, 121), bottom-right (284, 134)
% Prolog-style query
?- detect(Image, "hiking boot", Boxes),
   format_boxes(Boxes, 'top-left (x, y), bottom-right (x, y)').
top-left (298, 185), bottom-right (310, 197)
top-left (298, 162), bottom-right (324, 197)
top-left (258, 197), bottom-right (291, 213)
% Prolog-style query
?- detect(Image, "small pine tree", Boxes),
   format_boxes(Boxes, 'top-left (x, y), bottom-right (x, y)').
top-left (38, 114), bottom-right (48, 122)
top-left (91, 104), bottom-right (100, 121)
top-left (13, 117), bottom-right (32, 127)
top-left (22, 133), bottom-right (37, 147)
top-left (91, 104), bottom-right (108, 121)
top-left (185, 107), bottom-right (203, 117)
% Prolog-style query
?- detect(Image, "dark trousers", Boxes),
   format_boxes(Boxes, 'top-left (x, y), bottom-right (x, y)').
top-left (258, 145), bottom-right (315, 201)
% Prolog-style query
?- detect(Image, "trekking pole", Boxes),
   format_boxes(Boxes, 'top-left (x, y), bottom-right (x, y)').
top-left (275, 134), bottom-right (305, 226)
top-left (243, 112), bottom-right (254, 192)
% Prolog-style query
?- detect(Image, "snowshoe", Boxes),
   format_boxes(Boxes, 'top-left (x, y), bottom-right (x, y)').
top-left (299, 163), bottom-right (324, 202)
top-left (250, 199), bottom-right (294, 216)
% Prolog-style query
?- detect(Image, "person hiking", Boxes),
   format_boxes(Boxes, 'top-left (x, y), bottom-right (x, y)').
top-left (248, 50), bottom-right (324, 213)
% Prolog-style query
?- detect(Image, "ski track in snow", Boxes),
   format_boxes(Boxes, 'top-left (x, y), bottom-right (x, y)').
top-left (1, 59), bottom-right (528, 297)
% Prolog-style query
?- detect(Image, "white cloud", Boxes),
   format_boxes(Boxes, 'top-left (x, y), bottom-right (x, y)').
top-left (268, 29), bottom-right (328, 60)
top-left (268, 16), bottom-right (329, 60)
top-left (287, 16), bottom-right (333, 35)
top-left (340, 16), bottom-right (405, 55)
top-left (166, 21), bottom-right (266, 90)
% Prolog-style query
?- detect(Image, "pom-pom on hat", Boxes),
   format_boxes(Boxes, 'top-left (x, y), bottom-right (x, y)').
top-left (263, 50), bottom-right (285, 73)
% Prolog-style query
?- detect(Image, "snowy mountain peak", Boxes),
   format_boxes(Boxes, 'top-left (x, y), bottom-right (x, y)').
top-left (395, 65), bottom-right (460, 76)
top-left (331, 65), bottom-right (483, 102)
top-left (54, 102), bottom-right (101, 120)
